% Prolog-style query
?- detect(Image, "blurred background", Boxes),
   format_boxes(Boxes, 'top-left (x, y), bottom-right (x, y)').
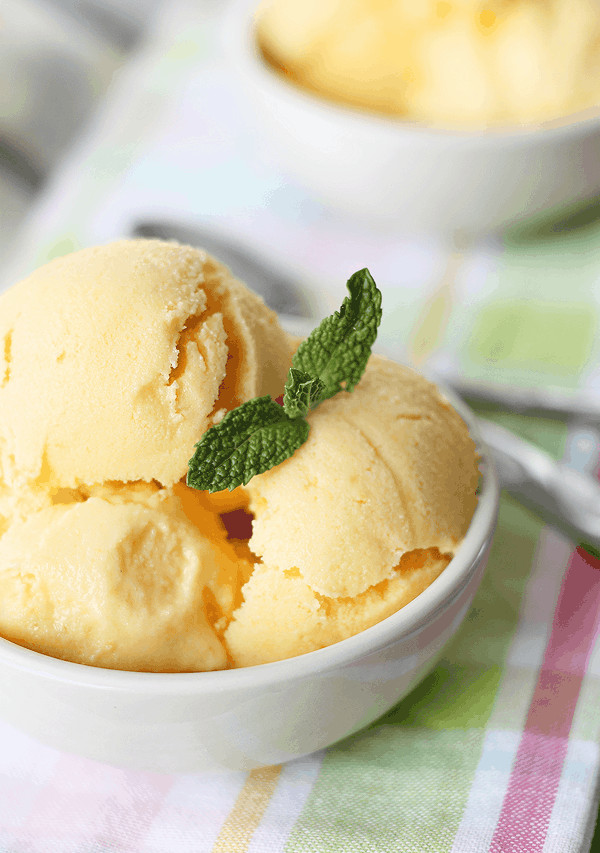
top-left (0, 0), bottom-right (162, 255)
top-left (2, 1), bottom-right (600, 848)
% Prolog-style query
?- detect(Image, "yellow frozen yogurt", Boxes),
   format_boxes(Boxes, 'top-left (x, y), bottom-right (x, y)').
top-left (0, 484), bottom-right (249, 671)
top-left (0, 239), bottom-right (291, 499)
top-left (256, 0), bottom-right (600, 127)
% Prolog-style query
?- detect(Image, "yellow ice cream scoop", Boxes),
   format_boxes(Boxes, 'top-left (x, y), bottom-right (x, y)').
top-left (0, 239), bottom-right (292, 496)
top-left (0, 485), bottom-right (250, 671)
top-left (245, 355), bottom-right (478, 599)
top-left (256, 0), bottom-right (600, 127)
top-left (224, 355), bottom-right (479, 666)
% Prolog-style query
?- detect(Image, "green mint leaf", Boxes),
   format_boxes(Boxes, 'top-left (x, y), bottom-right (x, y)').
top-left (292, 268), bottom-right (382, 403)
top-left (187, 396), bottom-right (309, 492)
top-left (283, 368), bottom-right (325, 418)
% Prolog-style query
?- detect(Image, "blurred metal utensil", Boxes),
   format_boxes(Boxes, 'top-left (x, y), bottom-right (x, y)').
top-left (436, 375), bottom-right (600, 423)
top-left (476, 419), bottom-right (600, 558)
top-left (0, 139), bottom-right (44, 192)
top-left (0, 140), bottom-right (41, 257)
top-left (131, 220), bottom-right (312, 318)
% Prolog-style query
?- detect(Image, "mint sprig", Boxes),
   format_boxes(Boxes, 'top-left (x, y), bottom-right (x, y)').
top-left (187, 269), bottom-right (382, 492)
top-left (292, 268), bottom-right (382, 403)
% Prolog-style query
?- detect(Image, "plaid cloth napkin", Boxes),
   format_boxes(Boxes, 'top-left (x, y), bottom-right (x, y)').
top-left (2, 2), bottom-right (600, 850)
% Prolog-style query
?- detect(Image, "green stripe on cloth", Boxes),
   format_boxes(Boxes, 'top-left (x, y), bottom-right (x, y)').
top-left (285, 727), bottom-right (487, 853)
top-left (455, 216), bottom-right (600, 390)
top-left (467, 301), bottom-right (596, 384)
top-left (502, 208), bottom-right (600, 299)
top-left (392, 663), bottom-right (503, 730)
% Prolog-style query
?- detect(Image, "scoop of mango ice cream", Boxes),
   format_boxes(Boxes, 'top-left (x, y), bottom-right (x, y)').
top-left (224, 356), bottom-right (478, 665)
top-left (0, 485), bottom-right (251, 671)
top-left (244, 356), bottom-right (477, 597)
top-left (0, 239), bottom-right (292, 501)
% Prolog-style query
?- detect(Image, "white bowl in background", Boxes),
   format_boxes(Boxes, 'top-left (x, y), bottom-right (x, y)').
top-left (0, 394), bottom-right (498, 773)
top-left (226, 0), bottom-right (600, 235)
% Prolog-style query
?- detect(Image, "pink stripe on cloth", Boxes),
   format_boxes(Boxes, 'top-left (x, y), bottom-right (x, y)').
top-left (20, 754), bottom-right (173, 851)
top-left (489, 550), bottom-right (600, 853)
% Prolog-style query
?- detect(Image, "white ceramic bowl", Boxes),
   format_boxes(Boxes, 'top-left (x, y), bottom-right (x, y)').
top-left (226, 0), bottom-right (600, 235)
top-left (0, 394), bottom-right (499, 773)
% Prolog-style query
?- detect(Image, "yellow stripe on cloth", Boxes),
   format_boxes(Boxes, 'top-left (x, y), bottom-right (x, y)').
top-left (211, 765), bottom-right (282, 853)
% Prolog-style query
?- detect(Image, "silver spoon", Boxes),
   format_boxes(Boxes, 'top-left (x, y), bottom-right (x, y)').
top-left (474, 419), bottom-right (600, 559)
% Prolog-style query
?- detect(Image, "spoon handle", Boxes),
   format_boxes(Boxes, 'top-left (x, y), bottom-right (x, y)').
top-left (477, 419), bottom-right (600, 558)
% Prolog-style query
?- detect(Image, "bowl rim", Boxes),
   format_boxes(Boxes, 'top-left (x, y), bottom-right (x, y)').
top-left (226, 0), bottom-right (600, 143)
top-left (0, 380), bottom-right (500, 693)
